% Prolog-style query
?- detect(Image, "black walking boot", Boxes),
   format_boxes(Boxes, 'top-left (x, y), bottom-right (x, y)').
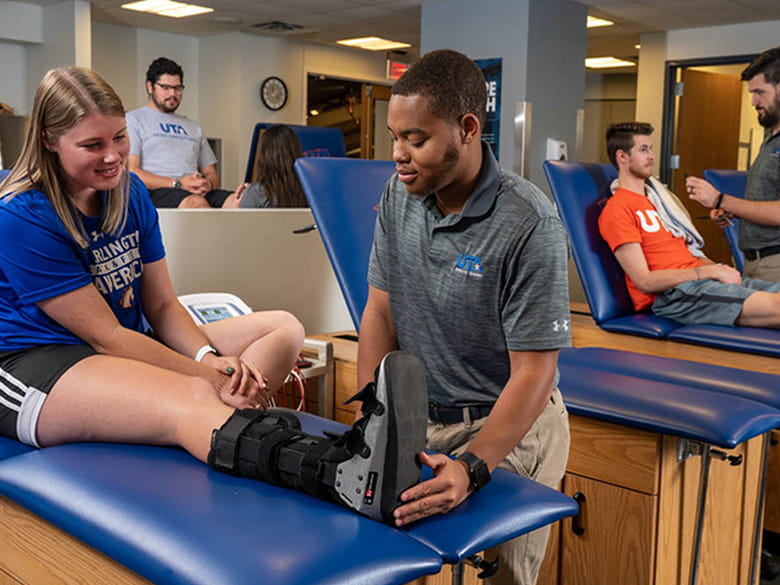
top-left (208, 351), bottom-right (428, 524)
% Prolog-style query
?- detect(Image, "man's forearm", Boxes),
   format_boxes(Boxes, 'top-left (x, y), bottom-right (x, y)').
top-left (721, 195), bottom-right (780, 226)
top-left (129, 166), bottom-right (179, 190)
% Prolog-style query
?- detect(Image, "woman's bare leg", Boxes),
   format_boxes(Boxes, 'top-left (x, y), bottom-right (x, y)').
top-left (36, 354), bottom-right (233, 462)
top-left (201, 310), bottom-right (305, 390)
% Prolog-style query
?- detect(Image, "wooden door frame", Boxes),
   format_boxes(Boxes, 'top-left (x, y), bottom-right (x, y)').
top-left (659, 54), bottom-right (757, 185)
top-left (359, 83), bottom-right (392, 159)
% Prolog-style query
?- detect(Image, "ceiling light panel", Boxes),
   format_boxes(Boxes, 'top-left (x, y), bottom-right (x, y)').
top-left (586, 15), bottom-right (614, 28)
top-left (585, 56), bottom-right (636, 69)
top-left (337, 36), bottom-right (411, 51)
top-left (121, 0), bottom-right (213, 18)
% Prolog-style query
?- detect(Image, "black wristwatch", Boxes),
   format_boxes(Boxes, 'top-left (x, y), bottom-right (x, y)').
top-left (172, 178), bottom-right (182, 189)
top-left (457, 451), bottom-right (491, 492)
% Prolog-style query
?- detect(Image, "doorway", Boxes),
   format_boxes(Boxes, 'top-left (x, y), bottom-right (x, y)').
top-left (306, 74), bottom-right (392, 160)
top-left (661, 55), bottom-right (760, 264)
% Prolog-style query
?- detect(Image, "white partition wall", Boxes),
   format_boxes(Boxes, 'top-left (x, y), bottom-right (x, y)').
top-left (158, 209), bottom-right (353, 335)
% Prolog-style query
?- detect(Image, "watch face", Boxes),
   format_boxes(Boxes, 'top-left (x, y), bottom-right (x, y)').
top-left (261, 76), bottom-right (288, 111)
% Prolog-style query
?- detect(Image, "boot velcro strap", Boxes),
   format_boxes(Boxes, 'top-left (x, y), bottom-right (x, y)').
top-left (239, 427), bottom-right (302, 483)
top-left (344, 382), bottom-right (384, 417)
top-left (209, 409), bottom-right (262, 473)
top-left (278, 437), bottom-right (333, 497)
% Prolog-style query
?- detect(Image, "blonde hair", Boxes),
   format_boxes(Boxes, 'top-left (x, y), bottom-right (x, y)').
top-left (0, 66), bottom-right (129, 248)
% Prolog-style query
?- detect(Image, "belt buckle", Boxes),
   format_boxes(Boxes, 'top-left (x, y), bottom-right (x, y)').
top-left (428, 401), bottom-right (441, 423)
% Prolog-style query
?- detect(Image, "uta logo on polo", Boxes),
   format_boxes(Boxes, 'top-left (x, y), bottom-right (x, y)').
top-left (454, 253), bottom-right (484, 277)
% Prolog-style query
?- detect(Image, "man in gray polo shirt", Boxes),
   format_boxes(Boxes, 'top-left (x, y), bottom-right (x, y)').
top-left (357, 50), bottom-right (571, 585)
top-left (688, 46), bottom-right (780, 281)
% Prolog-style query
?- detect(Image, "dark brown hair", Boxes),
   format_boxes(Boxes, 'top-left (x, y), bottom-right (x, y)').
top-left (742, 46), bottom-right (780, 84)
top-left (254, 124), bottom-right (307, 208)
top-left (605, 122), bottom-right (654, 167)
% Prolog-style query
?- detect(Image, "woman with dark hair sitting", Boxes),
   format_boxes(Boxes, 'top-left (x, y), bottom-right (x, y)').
top-left (232, 124), bottom-right (308, 208)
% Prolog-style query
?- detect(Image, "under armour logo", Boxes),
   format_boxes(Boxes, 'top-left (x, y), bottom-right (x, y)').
top-left (90, 230), bottom-right (102, 242)
top-left (552, 319), bottom-right (570, 332)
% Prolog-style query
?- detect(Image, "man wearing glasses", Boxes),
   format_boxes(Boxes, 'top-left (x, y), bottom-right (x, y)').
top-left (127, 57), bottom-right (234, 208)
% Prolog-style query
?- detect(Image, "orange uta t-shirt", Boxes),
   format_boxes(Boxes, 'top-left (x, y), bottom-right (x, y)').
top-left (598, 187), bottom-right (703, 311)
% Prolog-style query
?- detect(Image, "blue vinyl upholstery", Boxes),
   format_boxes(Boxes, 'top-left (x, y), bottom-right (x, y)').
top-left (560, 347), bottom-right (780, 410)
top-left (544, 159), bottom-right (780, 356)
top-left (245, 123), bottom-right (347, 182)
top-left (558, 348), bottom-right (780, 447)
top-left (0, 442), bottom-right (442, 585)
top-left (703, 169), bottom-right (747, 273)
top-left (0, 412), bottom-right (579, 585)
top-left (0, 436), bottom-right (32, 460)
top-left (295, 157), bottom-right (395, 329)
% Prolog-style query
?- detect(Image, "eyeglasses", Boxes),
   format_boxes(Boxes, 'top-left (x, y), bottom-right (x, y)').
top-left (155, 82), bottom-right (185, 93)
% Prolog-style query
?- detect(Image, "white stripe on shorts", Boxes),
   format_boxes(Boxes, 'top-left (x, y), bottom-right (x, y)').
top-left (0, 366), bottom-right (45, 447)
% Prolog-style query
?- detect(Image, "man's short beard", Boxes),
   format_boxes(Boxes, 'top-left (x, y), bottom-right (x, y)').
top-left (758, 97), bottom-right (780, 129)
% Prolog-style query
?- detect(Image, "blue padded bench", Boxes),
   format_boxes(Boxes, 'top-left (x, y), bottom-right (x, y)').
top-left (557, 347), bottom-right (780, 449)
top-left (703, 169), bottom-right (746, 273)
top-left (0, 435), bottom-right (32, 460)
top-left (556, 346), bottom-right (780, 585)
top-left (295, 157), bottom-right (395, 329)
top-left (543, 159), bottom-right (780, 357)
top-left (245, 123), bottom-right (347, 182)
top-left (0, 412), bottom-right (577, 585)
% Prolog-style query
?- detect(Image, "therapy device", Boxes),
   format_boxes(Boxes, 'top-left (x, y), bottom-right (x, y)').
top-left (178, 292), bottom-right (252, 324)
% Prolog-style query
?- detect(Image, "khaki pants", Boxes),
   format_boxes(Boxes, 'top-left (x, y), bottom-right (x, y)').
top-left (426, 387), bottom-right (570, 585)
top-left (744, 253), bottom-right (780, 282)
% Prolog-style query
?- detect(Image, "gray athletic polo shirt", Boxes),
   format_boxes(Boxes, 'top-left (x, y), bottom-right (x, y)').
top-left (368, 144), bottom-right (571, 407)
top-left (740, 129), bottom-right (780, 251)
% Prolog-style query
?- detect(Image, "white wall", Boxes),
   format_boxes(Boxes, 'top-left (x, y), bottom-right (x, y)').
top-left (26, 1), bottom-right (91, 101)
top-left (0, 1), bottom-right (42, 43)
top-left (666, 20), bottom-right (780, 61)
top-left (0, 42), bottom-right (27, 114)
top-left (91, 22), bottom-right (138, 111)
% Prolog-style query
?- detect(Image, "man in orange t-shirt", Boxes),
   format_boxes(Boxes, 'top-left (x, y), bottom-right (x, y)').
top-left (598, 122), bottom-right (780, 327)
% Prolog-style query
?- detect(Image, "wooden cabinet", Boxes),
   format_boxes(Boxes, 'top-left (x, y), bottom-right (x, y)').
top-left (540, 416), bottom-right (764, 585)
top-left (561, 474), bottom-right (656, 584)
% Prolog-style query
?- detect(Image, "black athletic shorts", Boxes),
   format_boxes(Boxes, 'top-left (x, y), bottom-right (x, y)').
top-left (149, 187), bottom-right (232, 208)
top-left (0, 344), bottom-right (96, 446)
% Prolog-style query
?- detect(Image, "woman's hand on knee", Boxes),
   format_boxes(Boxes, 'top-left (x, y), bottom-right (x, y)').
top-left (212, 356), bottom-right (270, 409)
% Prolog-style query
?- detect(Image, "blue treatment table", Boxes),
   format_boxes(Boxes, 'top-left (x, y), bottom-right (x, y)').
top-left (556, 347), bottom-right (780, 585)
top-left (0, 416), bottom-right (576, 585)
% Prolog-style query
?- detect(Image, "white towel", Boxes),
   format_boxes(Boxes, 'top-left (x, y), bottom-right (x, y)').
top-left (611, 177), bottom-right (706, 258)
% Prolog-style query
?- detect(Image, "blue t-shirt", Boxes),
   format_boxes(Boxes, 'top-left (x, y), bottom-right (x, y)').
top-left (0, 173), bottom-right (166, 350)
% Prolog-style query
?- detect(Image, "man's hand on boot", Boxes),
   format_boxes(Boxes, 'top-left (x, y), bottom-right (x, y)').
top-left (392, 452), bottom-right (471, 527)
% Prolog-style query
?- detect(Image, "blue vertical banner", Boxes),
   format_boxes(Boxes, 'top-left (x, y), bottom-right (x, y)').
top-left (475, 58), bottom-right (502, 162)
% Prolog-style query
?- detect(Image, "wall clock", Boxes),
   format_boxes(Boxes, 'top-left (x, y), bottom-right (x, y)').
top-left (260, 76), bottom-right (288, 111)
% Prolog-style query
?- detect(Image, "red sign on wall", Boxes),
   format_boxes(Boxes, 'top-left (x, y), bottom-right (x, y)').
top-left (387, 61), bottom-right (409, 80)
